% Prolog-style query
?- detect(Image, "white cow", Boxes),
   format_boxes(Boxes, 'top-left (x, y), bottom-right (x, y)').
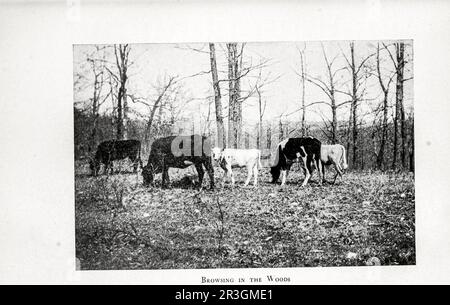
top-left (212, 148), bottom-right (262, 187)
top-left (319, 144), bottom-right (348, 184)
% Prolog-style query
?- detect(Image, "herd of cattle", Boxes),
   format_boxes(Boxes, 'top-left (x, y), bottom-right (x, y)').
top-left (88, 135), bottom-right (348, 188)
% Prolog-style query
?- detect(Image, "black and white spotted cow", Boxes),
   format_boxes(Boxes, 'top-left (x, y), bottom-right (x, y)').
top-left (270, 137), bottom-right (323, 186)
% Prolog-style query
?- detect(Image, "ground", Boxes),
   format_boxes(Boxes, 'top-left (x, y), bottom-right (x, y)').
top-left (75, 160), bottom-right (415, 270)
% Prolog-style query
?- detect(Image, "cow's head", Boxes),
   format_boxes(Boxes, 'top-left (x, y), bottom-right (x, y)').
top-left (211, 147), bottom-right (222, 161)
top-left (270, 166), bottom-right (281, 183)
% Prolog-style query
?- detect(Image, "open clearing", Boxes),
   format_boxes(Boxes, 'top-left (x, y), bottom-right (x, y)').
top-left (75, 163), bottom-right (415, 270)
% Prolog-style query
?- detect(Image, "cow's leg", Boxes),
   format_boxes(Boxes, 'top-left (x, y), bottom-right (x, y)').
top-left (130, 156), bottom-right (138, 173)
top-left (221, 168), bottom-right (228, 187)
top-left (332, 163), bottom-right (343, 184)
top-left (244, 165), bottom-right (253, 186)
top-left (226, 163), bottom-right (235, 186)
top-left (316, 157), bottom-right (323, 186)
top-left (322, 163), bottom-right (328, 184)
top-left (301, 158), bottom-right (313, 187)
top-left (300, 156), bottom-right (310, 186)
top-left (219, 161), bottom-right (227, 187)
top-left (301, 168), bottom-right (311, 187)
top-left (194, 163), bottom-right (205, 189)
top-left (203, 159), bottom-right (215, 189)
top-left (161, 160), bottom-right (170, 188)
top-left (281, 169), bottom-right (289, 186)
top-left (104, 161), bottom-right (110, 176)
top-left (253, 164), bottom-right (259, 187)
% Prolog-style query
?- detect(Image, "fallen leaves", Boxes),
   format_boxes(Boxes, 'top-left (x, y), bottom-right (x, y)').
top-left (75, 168), bottom-right (415, 269)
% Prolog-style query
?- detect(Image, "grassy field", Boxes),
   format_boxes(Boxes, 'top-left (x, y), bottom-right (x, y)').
top-left (75, 161), bottom-right (415, 270)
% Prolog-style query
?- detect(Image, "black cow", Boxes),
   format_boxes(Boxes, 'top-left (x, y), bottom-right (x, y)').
top-left (90, 139), bottom-right (142, 176)
top-left (142, 135), bottom-right (215, 189)
top-left (270, 137), bottom-right (323, 186)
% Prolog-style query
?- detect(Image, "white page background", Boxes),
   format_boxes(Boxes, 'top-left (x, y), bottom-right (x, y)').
top-left (0, 0), bottom-right (449, 284)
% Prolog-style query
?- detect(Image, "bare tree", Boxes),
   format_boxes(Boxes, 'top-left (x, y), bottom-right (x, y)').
top-left (73, 46), bottom-right (112, 153)
top-left (255, 85), bottom-right (266, 149)
top-left (306, 45), bottom-right (349, 144)
top-left (129, 75), bottom-right (178, 150)
top-left (110, 44), bottom-right (131, 140)
top-left (227, 43), bottom-right (245, 148)
top-left (253, 66), bottom-right (279, 149)
top-left (86, 47), bottom-right (110, 151)
top-left (278, 118), bottom-right (284, 142)
top-left (267, 124), bottom-right (272, 155)
top-left (375, 43), bottom-right (396, 170)
top-left (383, 42), bottom-right (411, 169)
top-left (209, 43), bottom-right (226, 148)
top-left (298, 45), bottom-right (307, 136)
top-left (340, 42), bottom-right (374, 168)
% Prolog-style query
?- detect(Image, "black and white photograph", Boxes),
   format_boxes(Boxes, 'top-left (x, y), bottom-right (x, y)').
top-left (2, 0), bottom-right (450, 286)
top-left (73, 40), bottom-right (415, 270)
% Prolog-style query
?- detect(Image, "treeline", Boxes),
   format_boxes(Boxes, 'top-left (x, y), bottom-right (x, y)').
top-left (74, 106), bottom-right (414, 172)
top-left (73, 41), bottom-right (414, 172)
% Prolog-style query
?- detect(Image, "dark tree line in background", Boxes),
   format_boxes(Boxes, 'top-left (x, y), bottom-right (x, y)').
top-left (74, 41), bottom-right (414, 172)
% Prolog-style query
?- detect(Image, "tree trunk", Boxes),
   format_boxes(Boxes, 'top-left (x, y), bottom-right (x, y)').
top-left (227, 44), bottom-right (236, 148)
top-left (346, 110), bottom-right (352, 164)
top-left (267, 124), bottom-right (272, 152)
top-left (257, 88), bottom-right (263, 149)
top-left (392, 99), bottom-right (399, 169)
top-left (377, 92), bottom-right (389, 170)
top-left (350, 42), bottom-right (358, 168)
top-left (331, 97), bottom-right (337, 144)
top-left (117, 86), bottom-right (124, 140)
top-left (397, 42), bottom-right (406, 168)
top-left (279, 119), bottom-right (284, 142)
top-left (209, 43), bottom-right (226, 148)
top-left (114, 44), bottom-right (130, 140)
top-left (376, 44), bottom-right (390, 170)
top-left (227, 43), bottom-right (243, 149)
top-left (90, 72), bottom-right (100, 151)
top-left (235, 44), bottom-right (243, 148)
top-left (299, 50), bottom-right (306, 136)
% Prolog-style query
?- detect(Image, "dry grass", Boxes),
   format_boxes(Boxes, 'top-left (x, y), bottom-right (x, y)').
top-left (75, 162), bottom-right (415, 270)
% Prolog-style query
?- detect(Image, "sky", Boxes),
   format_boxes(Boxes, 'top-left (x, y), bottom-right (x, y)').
top-left (73, 40), bottom-right (413, 133)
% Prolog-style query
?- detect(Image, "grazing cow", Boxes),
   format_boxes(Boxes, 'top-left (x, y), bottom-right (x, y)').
top-left (319, 144), bottom-right (348, 184)
top-left (142, 135), bottom-right (215, 189)
top-left (212, 148), bottom-right (262, 187)
top-left (270, 137), bottom-right (323, 186)
top-left (90, 139), bottom-right (142, 176)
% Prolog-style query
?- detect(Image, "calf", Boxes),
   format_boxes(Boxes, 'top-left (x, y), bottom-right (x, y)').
top-left (319, 144), bottom-right (348, 184)
top-left (212, 148), bottom-right (262, 187)
top-left (270, 137), bottom-right (323, 186)
top-left (142, 135), bottom-right (215, 189)
top-left (90, 139), bottom-right (142, 176)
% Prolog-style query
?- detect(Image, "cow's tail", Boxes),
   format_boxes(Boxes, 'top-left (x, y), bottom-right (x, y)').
top-left (341, 145), bottom-right (348, 170)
